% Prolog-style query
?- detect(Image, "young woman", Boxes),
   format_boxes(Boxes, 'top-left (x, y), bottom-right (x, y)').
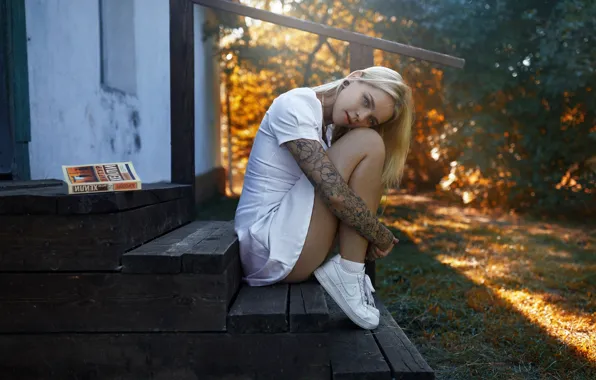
top-left (234, 66), bottom-right (414, 329)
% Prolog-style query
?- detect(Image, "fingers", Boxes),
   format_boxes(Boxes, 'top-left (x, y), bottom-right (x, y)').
top-left (367, 237), bottom-right (399, 261)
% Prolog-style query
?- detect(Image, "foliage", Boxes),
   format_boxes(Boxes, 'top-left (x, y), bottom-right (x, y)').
top-left (367, 0), bottom-right (596, 215)
top-left (215, 0), bottom-right (595, 216)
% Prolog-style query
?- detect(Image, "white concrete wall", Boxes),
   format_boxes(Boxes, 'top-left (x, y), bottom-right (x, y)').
top-left (194, 5), bottom-right (221, 174)
top-left (25, 0), bottom-right (220, 183)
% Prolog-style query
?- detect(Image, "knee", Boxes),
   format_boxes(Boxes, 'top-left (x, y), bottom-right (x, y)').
top-left (344, 128), bottom-right (386, 162)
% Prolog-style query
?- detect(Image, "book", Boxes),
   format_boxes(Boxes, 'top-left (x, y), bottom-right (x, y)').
top-left (62, 162), bottom-right (142, 194)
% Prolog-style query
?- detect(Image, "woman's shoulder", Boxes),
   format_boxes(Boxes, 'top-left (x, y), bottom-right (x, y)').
top-left (276, 87), bottom-right (319, 107)
top-left (271, 87), bottom-right (321, 118)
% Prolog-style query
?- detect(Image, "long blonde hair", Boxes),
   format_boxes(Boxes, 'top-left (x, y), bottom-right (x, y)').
top-left (311, 66), bottom-right (414, 190)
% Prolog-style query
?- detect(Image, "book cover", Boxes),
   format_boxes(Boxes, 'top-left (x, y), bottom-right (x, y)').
top-left (62, 162), bottom-right (142, 194)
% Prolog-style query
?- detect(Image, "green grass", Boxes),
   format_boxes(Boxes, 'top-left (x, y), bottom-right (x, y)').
top-left (197, 193), bottom-right (596, 379)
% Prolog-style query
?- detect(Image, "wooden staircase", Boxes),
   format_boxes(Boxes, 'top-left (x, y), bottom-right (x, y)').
top-left (0, 182), bottom-right (434, 379)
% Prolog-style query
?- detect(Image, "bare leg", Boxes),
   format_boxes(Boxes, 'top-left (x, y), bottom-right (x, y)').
top-left (283, 128), bottom-right (385, 283)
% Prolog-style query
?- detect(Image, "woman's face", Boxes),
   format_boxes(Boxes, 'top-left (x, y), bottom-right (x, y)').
top-left (332, 78), bottom-right (395, 128)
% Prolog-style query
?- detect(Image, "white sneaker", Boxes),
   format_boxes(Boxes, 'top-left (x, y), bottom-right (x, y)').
top-left (314, 254), bottom-right (380, 330)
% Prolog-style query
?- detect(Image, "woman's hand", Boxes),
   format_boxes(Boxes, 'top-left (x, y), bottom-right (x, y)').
top-left (366, 236), bottom-right (399, 261)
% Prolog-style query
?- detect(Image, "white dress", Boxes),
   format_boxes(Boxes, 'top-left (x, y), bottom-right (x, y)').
top-left (234, 87), bottom-right (329, 286)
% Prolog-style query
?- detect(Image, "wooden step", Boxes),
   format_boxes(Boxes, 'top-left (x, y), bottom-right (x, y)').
top-left (0, 277), bottom-right (433, 379)
top-left (0, 282), bottom-right (333, 379)
top-left (373, 298), bottom-right (435, 379)
top-left (228, 282), bottom-right (330, 334)
top-left (0, 182), bottom-right (193, 271)
top-left (0, 220), bottom-right (241, 333)
top-left (0, 331), bottom-right (329, 380)
top-left (326, 294), bottom-right (391, 379)
top-left (327, 293), bottom-right (435, 380)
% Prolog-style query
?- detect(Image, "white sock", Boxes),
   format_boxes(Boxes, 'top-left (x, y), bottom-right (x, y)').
top-left (339, 257), bottom-right (365, 273)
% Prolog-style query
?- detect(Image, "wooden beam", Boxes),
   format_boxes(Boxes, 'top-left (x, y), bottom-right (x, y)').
top-left (170, 0), bottom-right (195, 194)
top-left (349, 42), bottom-right (378, 286)
top-left (191, 0), bottom-right (465, 69)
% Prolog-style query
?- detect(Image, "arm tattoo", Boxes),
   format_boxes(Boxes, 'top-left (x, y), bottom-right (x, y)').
top-left (285, 139), bottom-right (393, 249)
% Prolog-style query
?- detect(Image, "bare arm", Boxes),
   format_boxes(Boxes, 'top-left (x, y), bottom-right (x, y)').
top-left (285, 138), bottom-right (394, 250)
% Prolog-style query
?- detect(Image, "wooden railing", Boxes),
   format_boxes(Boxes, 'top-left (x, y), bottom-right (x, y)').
top-left (168, 0), bottom-right (465, 284)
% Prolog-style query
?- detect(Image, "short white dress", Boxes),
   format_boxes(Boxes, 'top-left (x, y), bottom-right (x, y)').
top-left (234, 87), bottom-right (330, 286)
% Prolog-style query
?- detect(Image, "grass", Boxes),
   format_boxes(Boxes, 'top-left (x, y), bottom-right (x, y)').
top-left (197, 193), bottom-right (596, 379)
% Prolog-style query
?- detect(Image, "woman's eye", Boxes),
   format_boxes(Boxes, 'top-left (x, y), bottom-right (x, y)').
top-left (363, 95), bottom-right (369, 107)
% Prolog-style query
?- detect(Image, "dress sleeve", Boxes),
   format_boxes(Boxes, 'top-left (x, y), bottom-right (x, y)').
top-left (267, 92), bottom-right (321, 147)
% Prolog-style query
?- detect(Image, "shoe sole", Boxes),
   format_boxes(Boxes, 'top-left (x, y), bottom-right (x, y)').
top-left (314, 267), bottom-right (378, 330)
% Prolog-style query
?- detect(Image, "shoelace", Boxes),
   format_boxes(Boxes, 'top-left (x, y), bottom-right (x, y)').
top-left (358, 273), bottom-right (376, 308)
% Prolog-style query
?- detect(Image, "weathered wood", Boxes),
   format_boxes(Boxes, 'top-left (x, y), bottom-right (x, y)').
top-left (170, 0), bottom-right (195, 197)
top-left (0, 255), bottom-right (240, 333)
top-left (123, 220), bottom-right (219, 273)
top-left (182, 220), bottom-right (238, 274)
top-left (289, 282), bottom-right (329, 333)
top-left (350, 42), bottom-right (374, 72)
top-left (0, 196), bottom-right (192, 271)
top-left (373, 297), bottom-right (435, 379)
top-left (326, 294), bottom-right (391, 379)
top-left (0, 182), bottom-right (191, 215)
top-left (0, 179), bottom-right (62, 190)
top-left (122, 220), bottom-right (238, 274)
top-left (191, 0), bottom-right (465, 69)
top-left (349, 41), bottom-right (378, 287)
top-left (228, 284), bottom-right (289, 333)
top-left (0, 331), bottom-right (329, 380)
top-left (330, 330), bottom-right (391, 380)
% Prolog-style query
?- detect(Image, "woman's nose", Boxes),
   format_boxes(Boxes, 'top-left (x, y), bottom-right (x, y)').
top-left (357, 109), bottom-right (371, 122)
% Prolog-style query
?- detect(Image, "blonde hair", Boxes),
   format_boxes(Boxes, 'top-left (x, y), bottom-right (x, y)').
top-left (311, 66), bottom-right (415, 190)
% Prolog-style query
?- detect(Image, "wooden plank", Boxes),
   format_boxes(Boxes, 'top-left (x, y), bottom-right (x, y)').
top-left (326, 294), bottom-right (391, 379)
top-left (0, 186), bottom-right (58, 214)
top-left (0, 255), bottom-right (240, 333)
top-left (122, 220), bottom-right (237, 274)
top-left (58, 182), bottom-right (192, 214)
top-left (289, 282), bottom-right (329, 333)
top-left (182, 220), bottom-right (239, 274)
top-left (191, 0), bottom-right (465, 69)
top-left (0, 197), bottom-right (192, 271)
top-left (0, 331), bottom-right (329, 380)
top-left (169, 0), bottom-right (195, 198)
top-left (0, 179), bottom-right (62, 190)
top-left (330, 330), bottom-right (391, 380)
top-left (0, 182), bottom-right (192, 215)
top-left (373, 297), bottom-right (435, 379)
top-left (122, 220), bottom-right (218, 273)
top-left (228, 284), bottom-right (289, 333)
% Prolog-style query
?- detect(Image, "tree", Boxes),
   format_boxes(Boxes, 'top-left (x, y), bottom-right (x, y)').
top-left (367, 0), bottom-right (595, 215)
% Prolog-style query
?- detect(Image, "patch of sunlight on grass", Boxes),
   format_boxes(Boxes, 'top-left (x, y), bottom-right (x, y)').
top-left (377, 192), bottom-right (596, 379)
top-left (496, 288), bottom-right (596, 362)
top-left (436, 235), bottom-right (596, 365)
top-left (425, 218), bottom-right (472, 231)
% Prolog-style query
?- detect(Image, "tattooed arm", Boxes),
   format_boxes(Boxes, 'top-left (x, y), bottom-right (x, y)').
top-left (285, 138), bottom-right (395, 250)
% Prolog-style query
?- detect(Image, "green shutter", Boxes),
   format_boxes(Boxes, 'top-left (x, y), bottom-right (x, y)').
top-left (1, 0), bottom-right (31, 180)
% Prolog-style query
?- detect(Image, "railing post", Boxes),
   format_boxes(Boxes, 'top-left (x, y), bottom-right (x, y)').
top-left (170, 0), bottom-right (196, 205)
top-left (349, 42), bottom-right (377, 286)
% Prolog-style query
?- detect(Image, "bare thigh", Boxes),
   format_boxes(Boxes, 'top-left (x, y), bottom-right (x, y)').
top-left (283, 128), bottom-right (385, 283)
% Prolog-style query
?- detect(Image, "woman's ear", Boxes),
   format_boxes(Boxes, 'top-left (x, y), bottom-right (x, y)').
top-left (347, 70), bottom-right (364, 79)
